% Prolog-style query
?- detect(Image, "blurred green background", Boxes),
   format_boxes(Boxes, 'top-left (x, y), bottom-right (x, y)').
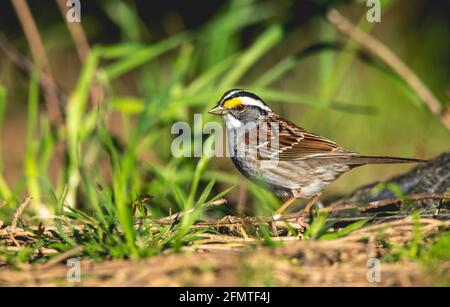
top-left (0, 0), bottom-right (449, 220)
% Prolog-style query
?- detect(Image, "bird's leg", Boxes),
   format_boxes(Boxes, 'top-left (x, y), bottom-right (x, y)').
top-left (272, 197), bottom-right (297, 220)
top-left (296, 193), bottom-right (321, 228)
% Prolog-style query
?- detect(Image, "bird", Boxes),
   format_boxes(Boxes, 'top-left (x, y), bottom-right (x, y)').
top-left (209, 89), bottom-right (425, 227)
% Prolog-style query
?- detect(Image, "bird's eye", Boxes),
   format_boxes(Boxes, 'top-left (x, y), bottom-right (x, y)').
top-left (235, 104), bottom-right (246, 112)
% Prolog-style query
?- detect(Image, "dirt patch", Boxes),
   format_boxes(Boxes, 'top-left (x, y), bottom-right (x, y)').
top-left (1, 216), bottom-right (448, 286)
top-left (0, 240), bottom-right (438, 286)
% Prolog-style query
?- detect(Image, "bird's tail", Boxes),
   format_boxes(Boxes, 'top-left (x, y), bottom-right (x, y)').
top-left (348, 155), bottom-right (426, 166)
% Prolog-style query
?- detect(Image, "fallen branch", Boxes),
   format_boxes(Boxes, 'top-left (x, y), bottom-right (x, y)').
top-left (177, 193), bottom-right (449, 231)
top-left (324, 192), bottom-right (449, 214)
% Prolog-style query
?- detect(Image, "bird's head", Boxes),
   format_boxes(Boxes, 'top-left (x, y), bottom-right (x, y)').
top-left (208, 89), bottom-right (271, 128)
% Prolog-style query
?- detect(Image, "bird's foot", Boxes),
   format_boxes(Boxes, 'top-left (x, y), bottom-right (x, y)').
top-left (295, 214), bottom-right (309, 230)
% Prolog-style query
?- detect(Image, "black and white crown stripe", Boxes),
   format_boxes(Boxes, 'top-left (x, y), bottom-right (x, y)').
top-left (238, 96), bottom-right (272, 112)
top-left (220, 89), bottom-right (272, 113)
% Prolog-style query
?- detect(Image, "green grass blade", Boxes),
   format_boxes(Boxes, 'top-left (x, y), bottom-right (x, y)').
top-left (66, 48), bottom-right (100, 208)
top-left (0, 84), bottom-right (12, 201)
top-left (320, 219), bottom-right (369, 240)
top-left (196, 177), bottom-right (216, 206)
top-left (24, 69), bottom-right (42, 212)
top-left (103, 32), bottom-right (190, 80)
top-left (219, 25), bottom-right (283, 87)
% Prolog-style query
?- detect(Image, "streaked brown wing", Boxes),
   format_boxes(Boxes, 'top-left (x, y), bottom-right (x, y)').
top-left (257, 113), bottom-right (355, 160)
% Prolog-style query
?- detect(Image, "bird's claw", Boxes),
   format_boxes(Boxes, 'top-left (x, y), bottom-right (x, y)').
top-left (295, 214), bottom-right (309, 229)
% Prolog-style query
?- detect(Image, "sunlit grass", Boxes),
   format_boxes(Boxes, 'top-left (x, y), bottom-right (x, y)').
top-left (0, 0), bottom-right (448, 269)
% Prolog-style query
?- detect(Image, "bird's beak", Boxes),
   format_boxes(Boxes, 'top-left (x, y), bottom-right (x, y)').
top-left (208, 106), bottom-right (227, 116)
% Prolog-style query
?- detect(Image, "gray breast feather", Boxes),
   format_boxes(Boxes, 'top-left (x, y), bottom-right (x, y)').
top-left (232, 154), bottom-right (351, 198)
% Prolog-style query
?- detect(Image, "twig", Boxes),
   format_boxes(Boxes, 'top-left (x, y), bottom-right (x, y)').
top-left (195, 233), bottom-right (300, 244)
top-left (39, 245), bottom-right (84, 270)
top-left (8, 232), bottom-right (21, 247)
top-left (11, 197), bottom-right (32, 229)
top-left (327, 9), bottom-right (450, 132)
top-left (11, 0), bottom-right (64, 127)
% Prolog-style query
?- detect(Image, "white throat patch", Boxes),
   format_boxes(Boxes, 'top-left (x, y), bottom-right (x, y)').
top-left (223, 113), bottom-right (243, 129)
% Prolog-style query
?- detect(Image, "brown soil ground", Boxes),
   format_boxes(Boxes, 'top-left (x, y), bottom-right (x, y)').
top-left (1, 216), bottom-right (448, 286)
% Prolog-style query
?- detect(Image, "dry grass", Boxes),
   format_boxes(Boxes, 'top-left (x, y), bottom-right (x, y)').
top-left (1, 211), bottom-right (448, 286)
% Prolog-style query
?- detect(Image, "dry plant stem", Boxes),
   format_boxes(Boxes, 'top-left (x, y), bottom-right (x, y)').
top-left (11, 0), bottom-right (63, 127)
top-left (8, 233), bottom-right (21, 247)
top-left (196, 233), bottom-right (301, 244)
top-left (11, 197), bottom-right (32, 229)
top-left (55, 0), bottom-right (90, 61)
top-left (11, 1), bottom-right (67, 208)
top-left (327, 9), bottom-right (450, 132)
top-left (39, 245), bottom-right (84, 270)
top-left (55, 0), bottom-right (103, 106)
top-left (236, 180), bottom-right (248, 214)
top-left (0, 33), bottom-right (64, 102)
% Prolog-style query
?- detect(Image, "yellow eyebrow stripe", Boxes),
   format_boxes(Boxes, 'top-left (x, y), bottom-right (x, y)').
top-left (223, 98), bottom-right (242, 109)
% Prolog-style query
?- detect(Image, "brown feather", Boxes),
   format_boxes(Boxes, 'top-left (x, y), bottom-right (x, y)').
top-left (257, 113), bottom-right (354, 161)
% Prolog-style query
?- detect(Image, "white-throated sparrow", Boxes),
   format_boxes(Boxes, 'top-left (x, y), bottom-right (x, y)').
top-left (209, 89), bottom-right (425, 226)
